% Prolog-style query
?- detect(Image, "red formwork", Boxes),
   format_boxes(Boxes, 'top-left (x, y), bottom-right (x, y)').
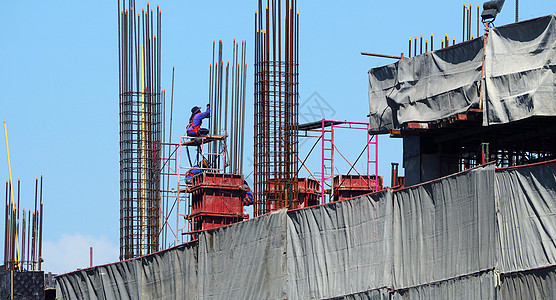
top-left (187, 173), bottom-right (247, 239)
top-left (297, 178), bottom-right (320, 209)
top-left (191, 172), bottom-right (244, 189)
top-left (266, 178), bottom-right (320, 210)
top-left (332, 174), bottom-right (384, 202)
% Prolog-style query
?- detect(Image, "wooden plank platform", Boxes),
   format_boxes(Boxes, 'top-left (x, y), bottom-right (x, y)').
top-left (181, 135), bottom-right (227, 146)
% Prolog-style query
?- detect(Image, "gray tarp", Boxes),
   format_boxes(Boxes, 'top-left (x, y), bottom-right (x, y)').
top-left (499, 267), bottom-right (556, 299)
top-left (327, 288), bottom-right (390, 300)
top-left (392, 165), bottom-right (496, 289)
top-left (485, 14), bottom-right (556, 125)
top-left (368, 38), bottom-right (483, 134)
top-left (55, 243), bottom-right (197, 299)
top-left (197, 209), bottom-right (287, 299)
top-left (368, 14), bottom-right (556, 134)
top-left (495, 162), bottom-right (556, 273)
top-left (391, 271), bottom-right (496, 300)
top-left (287, 190), bottom-right (392, 299)
top-left (56, 162), bottom-right (556, 299)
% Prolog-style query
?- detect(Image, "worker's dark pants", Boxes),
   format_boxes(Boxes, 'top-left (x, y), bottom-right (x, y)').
top-left (187, 128), bottom-right (209, 137)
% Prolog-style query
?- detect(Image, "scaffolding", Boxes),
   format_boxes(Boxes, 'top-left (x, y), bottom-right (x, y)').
top-left (298, 119), bottom-right (379, 203)
top-left (159, 135), bottom-right (227, 245)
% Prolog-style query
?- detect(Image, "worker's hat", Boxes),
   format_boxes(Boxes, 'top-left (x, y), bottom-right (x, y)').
top-left (191, 106), bottom-right (201, 114)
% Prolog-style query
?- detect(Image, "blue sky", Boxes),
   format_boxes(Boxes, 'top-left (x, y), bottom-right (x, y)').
top-left (1, 1), bottom-right (552, 274)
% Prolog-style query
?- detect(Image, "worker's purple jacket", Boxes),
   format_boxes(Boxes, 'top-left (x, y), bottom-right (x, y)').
top-left (185, 166), bottom-right (203, 181)
top-left (189, 106), bottom-right (210, 128)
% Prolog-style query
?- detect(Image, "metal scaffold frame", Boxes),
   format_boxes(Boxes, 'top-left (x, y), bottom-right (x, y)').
top-left (159, 135), bottom-right (227, 246)
top-left (298, 119), bottom-right (379, 204)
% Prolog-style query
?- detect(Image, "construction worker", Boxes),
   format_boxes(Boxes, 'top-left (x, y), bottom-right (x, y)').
top-left (243, 180), bottom-right (254, 206)
top-left (187, 104), bottom-right (210, 137)
top-left (185, 160), bottom-right (209, 184)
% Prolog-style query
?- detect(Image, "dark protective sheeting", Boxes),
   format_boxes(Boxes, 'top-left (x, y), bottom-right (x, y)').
top-left (391, 270), bottom-right (496, 300)
top-left (326, 288), bottom-right (390, 300)
top-left (368, 38), bottom-right (483, 134)
top-left (0, 270), bottom-right (45, 300)
top-left (56, 161), bottom-right (556, 299)
top-left (485, 14), bottom-right (556, 125)
top-left (392, 165), bottom-right (496, 289)
top-left (287, 190), bottom-right (393, 299)
top-left (368, 14), bottom-right (556, 133)
top-left (500, 266), bottom-right (556, 299)
top-left (495, 161), bottom-right (556, 272)
top-left (197, 209), bottom-right (287, 299)
top-left (55, 242), bottom-right (197, 299)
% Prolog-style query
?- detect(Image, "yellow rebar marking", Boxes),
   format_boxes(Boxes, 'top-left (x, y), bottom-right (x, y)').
top-left (4, 121), bottom-right (20, 269)
top-left (141, 46), bottom-right (146, 255)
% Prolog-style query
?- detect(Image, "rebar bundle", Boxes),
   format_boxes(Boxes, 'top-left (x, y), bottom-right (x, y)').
top-left (3, 177), bottom-right (44, 272)
top-left (118, 0), bottom-right (162, 260)
top-left (254, 0), bottom-right (299, 216)
top-left (207, 40), bottom-right (248, 173)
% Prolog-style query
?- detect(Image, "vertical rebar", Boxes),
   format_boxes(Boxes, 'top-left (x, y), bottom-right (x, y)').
top-left (21, 209), bottom-right (25, 270)
top-left (463, 4), bottom-right (466, 42)
top-left (4, 181), bottom-right (8, 271)
top-left (254, 0), bottom-right (299, 216)
top-left (477, 5), bottom-right (480, 38)
top-left (409, 37), bottom-right (411, 58)
top-left (468, 5), bottom-right (471, 41)
top-left (38, 175), bottom-right (43, 271)
top-left (119, 1), bottom-right (162, 259)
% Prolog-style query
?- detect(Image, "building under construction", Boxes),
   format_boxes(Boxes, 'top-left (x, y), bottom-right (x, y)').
top-left (55, 1), bottom-right (556, 299)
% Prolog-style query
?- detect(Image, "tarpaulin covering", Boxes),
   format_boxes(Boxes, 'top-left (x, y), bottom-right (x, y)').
top-left (56, 161), bottom-right (556, 299)
top-left (327, 288), bottom-right (390, 300)
top-left (495, 162), bottom-right (556, 273)
top-left (391, 271), bottom-right (496, 300)
top-left (485, 14), bottom-right (556, 125)
top-left (56, 242), bottom-right (197, 299)
top-left (499, 266), bottom-right (556, 299)
top-left (368, 14), bottom-right (556, 133)
top-left (368, 38), bottom-right (483, 134)
top-left (392, 165), bottom-right (496, 289)
top-left (197, 209), bottom-right (287, 299)
top-left (287, 190), bottom-right (393, 299)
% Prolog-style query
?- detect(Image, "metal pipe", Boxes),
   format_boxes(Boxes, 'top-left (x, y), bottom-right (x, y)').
top-left (515, 0), bottom-right (518, 22)
top-left (4, 181), bottom-right (8, 271)
top-left (21, 209), bottom-right (25, 270)
top-left (38, 175), bottom-right (43, 271)
top-left (409, 37), bottom-right (411, 58)
top-left (16, 179), bottom-right (20, 270)
top-left (468, 6), bottom-right (471, 41)
top-left (32, 177), bottom-right (37, 269)
top-left (477, 5), bottom-right (480, 38)
top-left (26, 208), bottom-right (30, 269)
top-left (463, 4), bottom-right (466, 42)
top-left (361, 52), bottom-right (403, 60)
